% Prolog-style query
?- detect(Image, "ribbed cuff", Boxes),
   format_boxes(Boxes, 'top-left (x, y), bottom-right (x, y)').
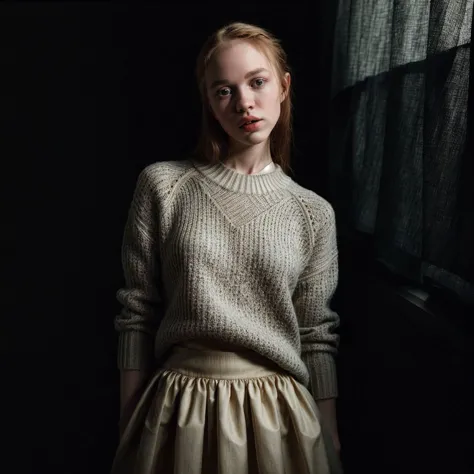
top-left (117, 331), bottom-right (154, 370)
top-left (302, 351), bottom-right (338, 400)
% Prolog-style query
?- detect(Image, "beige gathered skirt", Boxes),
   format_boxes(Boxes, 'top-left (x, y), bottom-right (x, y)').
top-left (111, 344), bottom-right (342, 474)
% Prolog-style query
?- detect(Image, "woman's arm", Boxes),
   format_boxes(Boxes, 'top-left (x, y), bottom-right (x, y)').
top-left (317, 398), bottom-right (340, 454)
top-left (292, 198), bottom-right (341, 451)
top-left (120, 370), bottom-right (149, 413)
top-left (115, 166), bottom-right (163, 431)
top-left (119, 369), bottom-right (150, 435)
top-left (293, 200), bottom-right (340, 400)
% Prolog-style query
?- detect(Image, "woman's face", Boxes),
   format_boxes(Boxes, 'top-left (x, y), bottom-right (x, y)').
top-left (205, 40), bottom-right (290, 152)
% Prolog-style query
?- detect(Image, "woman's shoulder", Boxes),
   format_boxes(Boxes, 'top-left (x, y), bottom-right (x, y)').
top-left (136, 159), bottom-right (195, 191)
top-left (129, 159), bottom-right (196, 208)
top-left (286, 179), bottom-right (335, 220)
top-left (285, 181), bottom-right (337, 250)
top-left (140, 158), bottom-right (194, 179)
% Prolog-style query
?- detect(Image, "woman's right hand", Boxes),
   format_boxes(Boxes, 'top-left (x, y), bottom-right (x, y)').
top-left (119, 369), bottom-right (150, 438)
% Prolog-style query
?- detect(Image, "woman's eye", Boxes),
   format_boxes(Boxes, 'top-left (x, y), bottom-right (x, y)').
top-left (218, 87), bottom-right (231, 97)
top-left (216, 78), bottom-right (266, 98)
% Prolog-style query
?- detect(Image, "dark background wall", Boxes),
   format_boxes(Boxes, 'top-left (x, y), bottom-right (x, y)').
top-left (1, 3), bottom-right (471, 474)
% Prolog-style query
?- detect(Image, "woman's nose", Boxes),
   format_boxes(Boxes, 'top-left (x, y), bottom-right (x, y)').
top-left (234, 90), bottom-right (254, 113)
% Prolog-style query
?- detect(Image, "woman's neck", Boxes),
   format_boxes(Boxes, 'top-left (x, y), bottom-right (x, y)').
top-left (223, 142), bottom-right (273, 175)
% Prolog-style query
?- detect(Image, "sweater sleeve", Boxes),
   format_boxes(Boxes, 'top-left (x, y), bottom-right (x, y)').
top-left (293, 200), bottom-right (340, 400)
top-left (114, 167), bottom-right (163, 371)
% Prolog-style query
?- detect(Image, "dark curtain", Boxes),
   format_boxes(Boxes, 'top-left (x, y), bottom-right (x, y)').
top-left (329, 0), bottom-right (474, 306)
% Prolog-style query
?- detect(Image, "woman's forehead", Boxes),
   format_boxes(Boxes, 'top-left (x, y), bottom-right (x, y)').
top-left (205, 41), bottom-right (274, 83)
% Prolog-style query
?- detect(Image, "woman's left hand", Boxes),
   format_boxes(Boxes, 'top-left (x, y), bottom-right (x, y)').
top-left (331, 429), bottom-right (341, 456)
top-left (316, 398), bottom-right (342, 458)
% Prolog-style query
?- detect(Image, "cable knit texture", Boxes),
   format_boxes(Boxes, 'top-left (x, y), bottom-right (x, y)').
top-left (115, 159), bottom-right (340, 400)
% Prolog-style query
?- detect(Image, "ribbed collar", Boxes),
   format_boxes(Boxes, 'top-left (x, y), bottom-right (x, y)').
top-left (192, 159), bottom-right (292, 195)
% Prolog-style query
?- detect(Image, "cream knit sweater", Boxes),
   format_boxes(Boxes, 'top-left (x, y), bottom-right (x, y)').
top-left (115, 159), bottom-right (340, 400)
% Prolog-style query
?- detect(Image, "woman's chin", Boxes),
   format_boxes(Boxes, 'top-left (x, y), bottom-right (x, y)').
top-left (234, 133), bottom-right (269, 147)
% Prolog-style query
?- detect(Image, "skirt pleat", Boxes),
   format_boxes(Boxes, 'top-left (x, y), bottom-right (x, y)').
top-left (111, 345), bottom-right (342, 474)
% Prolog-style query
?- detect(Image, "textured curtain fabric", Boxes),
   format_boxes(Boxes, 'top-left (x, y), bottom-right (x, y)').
top-left (329, 0), bottom-right (474, 305)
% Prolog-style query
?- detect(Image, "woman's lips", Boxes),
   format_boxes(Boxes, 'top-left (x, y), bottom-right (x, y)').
top-left (240, 119), bottom-right (263, 132)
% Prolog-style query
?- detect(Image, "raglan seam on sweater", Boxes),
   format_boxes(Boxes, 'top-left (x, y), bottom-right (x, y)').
top-left (287, 189), bottom-right (318, 266)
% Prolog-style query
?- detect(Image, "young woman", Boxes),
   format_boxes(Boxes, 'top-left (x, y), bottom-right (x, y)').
top-left (111, 22), bottom-right (342, 474)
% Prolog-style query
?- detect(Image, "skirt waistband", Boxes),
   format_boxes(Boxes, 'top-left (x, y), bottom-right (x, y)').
top-left (161, 343), bottom-right (283, 380)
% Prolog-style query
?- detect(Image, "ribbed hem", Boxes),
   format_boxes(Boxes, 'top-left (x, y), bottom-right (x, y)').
top-left (302, 352), bottom-right (338, 400)
top-left (192, 159), bottom-right (292, 195)
top-left (117, 331), bottom-right (154, 371)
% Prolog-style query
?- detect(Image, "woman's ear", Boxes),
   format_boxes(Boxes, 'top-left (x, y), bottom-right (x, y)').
top-left (280, 72), bottom-right (291, 102)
